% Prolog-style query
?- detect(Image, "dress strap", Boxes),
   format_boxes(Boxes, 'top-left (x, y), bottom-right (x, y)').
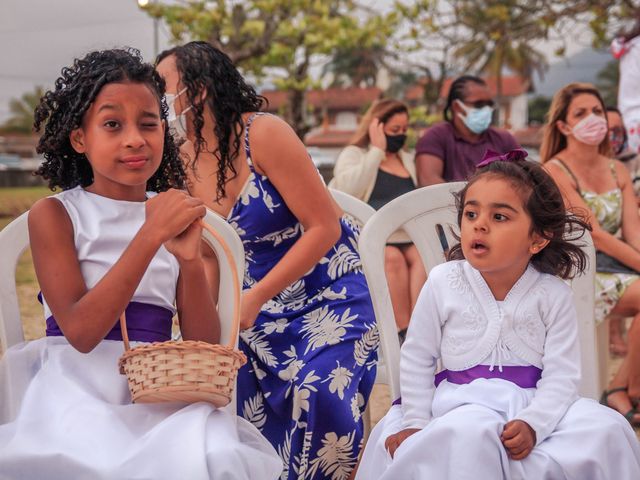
top-left (549, 157), bottom-right (582, 194)
top-left (244, 112), bottom-right (267, 171)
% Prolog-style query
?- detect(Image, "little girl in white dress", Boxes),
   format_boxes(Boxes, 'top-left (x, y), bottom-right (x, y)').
top-left (356, 152), bottom-right (640, 479)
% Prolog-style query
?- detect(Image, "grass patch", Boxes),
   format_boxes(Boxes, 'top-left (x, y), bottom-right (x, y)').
top-left (0, 186), bottom-right (52, 217)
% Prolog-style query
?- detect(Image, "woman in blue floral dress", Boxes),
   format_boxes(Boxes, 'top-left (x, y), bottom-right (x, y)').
top-left (157, 42), bottom-right (378, 480)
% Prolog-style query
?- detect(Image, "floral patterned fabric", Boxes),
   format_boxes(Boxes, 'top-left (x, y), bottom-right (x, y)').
top-left (231, 113), bottom-right (378, 480)
top-left (554, 159), bottom-right (640, 323)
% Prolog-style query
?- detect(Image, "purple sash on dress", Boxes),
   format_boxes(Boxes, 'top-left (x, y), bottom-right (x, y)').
top-left (44, 300), bottom-right (173, 343)
top-left (391, 364), bottom-right (542, 405)
top-left (435, 365), bottom-right (542, 388)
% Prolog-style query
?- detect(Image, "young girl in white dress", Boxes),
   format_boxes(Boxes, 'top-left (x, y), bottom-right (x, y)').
top-left (356, 151), bottom-right (640, 479)
top-left (0, 48), bottom-right (282, 480)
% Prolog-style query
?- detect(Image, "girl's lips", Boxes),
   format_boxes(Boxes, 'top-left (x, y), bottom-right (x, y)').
top-left (470, 240), bottom-right (488, 254)
top-left (121, 156), bottom-right (148, 169)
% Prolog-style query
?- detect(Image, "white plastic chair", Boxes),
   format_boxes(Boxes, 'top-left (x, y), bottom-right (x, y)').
top-left (329, 188), bottom-right (376, 228)
top-left (358, 182), bottom-right (601, 401)
top-left (0, 208), bottom-right (245, 355)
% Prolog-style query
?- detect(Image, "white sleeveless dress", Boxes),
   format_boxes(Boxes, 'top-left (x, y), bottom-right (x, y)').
top-left (0, 187), bottom-right (282, 480)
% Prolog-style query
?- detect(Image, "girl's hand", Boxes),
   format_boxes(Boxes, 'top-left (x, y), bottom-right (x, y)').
top-left (384, 428), bottom-right (421, 458)
top-left (144, 189), bottom-right (206, 245)
top-left (501, 420), bottom-right (536, 460)
top-left (240, 288), bottom-right (266, 330)
top-left (369, 118), bottom-right (387, 152)
top-left (164, 220), bottom-right (203, 262)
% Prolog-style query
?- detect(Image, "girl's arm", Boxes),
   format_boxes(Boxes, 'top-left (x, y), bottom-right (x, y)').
top-left (29, 190), bottom-right (206, 353)
top-left (385, 268), bottom-right (443, 457)
top-left (546, 162), bottom-right (640, 271)
top-left (398, 271), bottom-right (443, 429)
top-left (512, 280), bottom-right (580, 445)
top-left (239, 115), bottom-right (343, 328)
top-left (617, 161), bottom-right (640, 251)
top-left (329, 145), bottom-right (384, 199)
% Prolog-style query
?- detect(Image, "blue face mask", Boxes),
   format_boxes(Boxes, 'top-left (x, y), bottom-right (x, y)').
top-left (456, 99), bottom-right (493, 134)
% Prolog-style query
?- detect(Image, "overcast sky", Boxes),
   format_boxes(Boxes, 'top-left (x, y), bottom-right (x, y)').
top-left (1, 0), bottom-right (596, 123)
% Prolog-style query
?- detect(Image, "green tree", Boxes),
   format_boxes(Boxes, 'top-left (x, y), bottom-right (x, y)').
top-left (596, 59), bottom-right (620, 107)
top-left (528, 96), bottom-right (552, 125)
top-left (322, 43), bottom-right (388, 88)
top-left (452, 1), bottom-right (549, 125)
top-left (143, 1), bottom-right (396, 138)
top-left (0, 86), bottom-right (44, 134)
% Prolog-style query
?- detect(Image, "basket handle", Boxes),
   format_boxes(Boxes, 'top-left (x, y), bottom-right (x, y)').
top-left (120, 219), bottom-right (242, 352)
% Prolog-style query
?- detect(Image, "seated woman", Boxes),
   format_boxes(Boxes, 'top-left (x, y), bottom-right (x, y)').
top-left (543, 82), bottom-right (640, 425)
top-left (330, 99), bottom-right (426, 339)
top-left (156, 41), bottom-right (378, 480)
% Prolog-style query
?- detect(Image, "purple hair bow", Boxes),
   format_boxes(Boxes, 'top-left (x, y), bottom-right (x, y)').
top-left (476, 148), bottom-right (529, 168)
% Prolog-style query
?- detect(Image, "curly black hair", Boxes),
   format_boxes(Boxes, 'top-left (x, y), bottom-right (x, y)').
top-left (34, 48), bottom-right (184, 192)
top-left (447, 159), bottom-right (591, 279)
top-left (156, 41), bottom-right (267, 200)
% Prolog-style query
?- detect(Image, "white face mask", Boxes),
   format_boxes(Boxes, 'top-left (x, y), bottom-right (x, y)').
top-left (165, 87), bottom-right (192, 143)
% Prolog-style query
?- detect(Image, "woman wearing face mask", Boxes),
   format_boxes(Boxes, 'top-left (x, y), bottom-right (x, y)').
top-left (415, 75), bottom-right (520, 186)
top-left (330, 99), bottom-right (426, 339)
top-left (543, 83), bottom-right (640, 427)
top-left (156, 41), bottom-right (379, 480)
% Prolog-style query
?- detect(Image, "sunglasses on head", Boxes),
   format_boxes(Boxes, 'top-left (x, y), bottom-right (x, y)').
top-left (463, 99), bottom-right (495, 109)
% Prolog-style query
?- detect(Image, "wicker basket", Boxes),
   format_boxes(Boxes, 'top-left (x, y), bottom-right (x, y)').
top-left (118, 221), bottom-right (246, 407)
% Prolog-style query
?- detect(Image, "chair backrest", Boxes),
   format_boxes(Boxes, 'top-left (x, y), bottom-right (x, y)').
top-left (0, 209), bottom-right (245, 355)
top-left (0, 211), bottom-right (29, 352)
top-left (201, 209), bottom-right (245, 347)
top-left (329, 188), bottom-right (376, 227)
top-left (358, 182), bottom-right (599, 400)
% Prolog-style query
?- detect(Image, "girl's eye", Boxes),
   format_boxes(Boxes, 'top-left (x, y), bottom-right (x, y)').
top-left (104, 120), bottom-right (119, 129)
top-left (142, 122), bottom-right (159, 128)
top-left (464, 210), bottom-right (476, 219)
top-left (494, 213), bottom-right (507, 221)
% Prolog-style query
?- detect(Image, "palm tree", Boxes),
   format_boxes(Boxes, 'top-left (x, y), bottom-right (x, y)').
top-left (1, 86), bottom-right (45, 134)
top-left (452, 1), bottom-right (548, 125)
top-left (323, 43), bottom-right (389, 88)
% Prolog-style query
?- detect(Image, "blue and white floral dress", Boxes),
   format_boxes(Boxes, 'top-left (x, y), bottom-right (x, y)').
top-left (230, 113), bottom-right (379, 480)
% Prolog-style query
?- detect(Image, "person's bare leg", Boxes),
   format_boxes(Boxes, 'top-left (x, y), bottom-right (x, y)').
top-left (609, 314), bottom-right (628, 356)
top-left (402, 243), bottom-right (427, 309)
top-left (603, 279), bottom-right (640, 421)
top-left (626, 314), bottom-right (640, 399)
top-left (384, 245), bottom-right (411, 331)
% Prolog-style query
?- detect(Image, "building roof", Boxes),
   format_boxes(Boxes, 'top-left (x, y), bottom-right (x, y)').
top-left (405, 75), bottom-right (531, 102)
top-left (262, 86), bottom-right (382, 112)
top-left (305, 129), bottom-right (354, 148)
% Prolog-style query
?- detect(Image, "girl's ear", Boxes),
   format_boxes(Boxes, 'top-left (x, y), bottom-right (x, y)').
top-left (530, 233), bottom-right (550, 255)
top-left (69, 128), bottom-right (86, 154)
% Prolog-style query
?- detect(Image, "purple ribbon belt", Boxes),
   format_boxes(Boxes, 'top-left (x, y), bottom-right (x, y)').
top-left (45, 300), bottom-right (173, 343)
top-left (392, 364), bottom-right (542, 406)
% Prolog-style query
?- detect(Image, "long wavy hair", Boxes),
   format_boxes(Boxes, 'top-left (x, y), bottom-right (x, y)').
top-left (539, 82), bottom-right (611, 163)
top-left (34, 48), bottom-right (184, 192)
top-left (157, 41), bottom-right (267, 200)
top-left (447, 160), bottom-right (590, 279)
top-left (350, 99), bottom-right (408, 148)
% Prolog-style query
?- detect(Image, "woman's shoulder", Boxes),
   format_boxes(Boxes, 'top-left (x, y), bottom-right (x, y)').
top-left (247, 112), bottom-right (293, 138)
